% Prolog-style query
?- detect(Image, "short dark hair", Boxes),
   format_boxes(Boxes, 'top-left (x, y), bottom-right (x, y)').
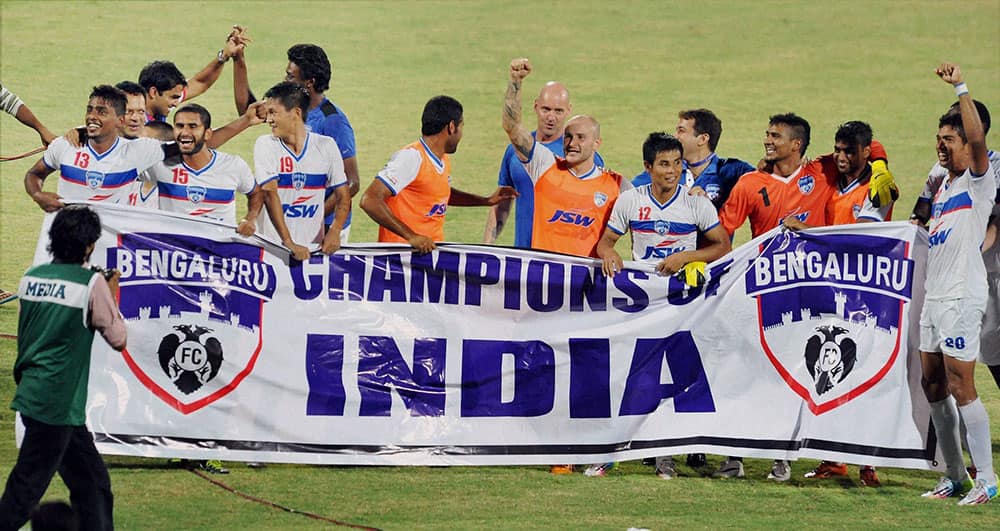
top-left (48, 205), bottom-right (102, 264)
top-left (287, 44), bottom-right (331, 93)
top-left (944, 99), bottom-right (991, 137)
top-left (174, 103), bottom-right (212, 128)
top-left (115, 80), bottom-right (145, 99)
top-left (89, 85), bottom-right (126, 116)
top-left (642, 132), bottom-right (683, 165)
top-left (769, 113), bottom-right (811, 155)
top-left (143, 120), bottom-right (174, 142)
top-left (421, 95), bottom-right (462, 136)
top-left (834, 121), bottom-right (873, 150)
top-left (678, 108), bottom-right (723, 152)
top-left (264, 81), bottom-right (310, 116)
top-left (138, 60), bottom-right (187, 93)
top-left (939, 111), bottom-right (969, 142)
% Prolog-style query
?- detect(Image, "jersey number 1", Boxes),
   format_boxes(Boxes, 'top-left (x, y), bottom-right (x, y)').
top-left (757, 187), bottom-right (771, 207)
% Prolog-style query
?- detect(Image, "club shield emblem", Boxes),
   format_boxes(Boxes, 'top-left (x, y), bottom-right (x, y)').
top-left (798, 175), bottom-right (815, 195)
top-left (745, 231), bottom-right (914, 414)
top-left (107, 233), bottom-right (277, 414)
top-left (186, 186), bottom-right (207, 204)
top-left (86, 170), bottom-right (105, 190)
top-left (654, 220), bottom-right (670, 236)
top-left (292, 172), bottom-right (307, 190)
top-left (594, 191), bottom-right (608, 207)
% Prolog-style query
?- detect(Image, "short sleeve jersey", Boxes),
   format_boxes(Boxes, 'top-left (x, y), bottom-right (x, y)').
top-left (719, 159), bottom-right (834, 237)
top-left (498, 132), bottom-right (604, 248)
top-left (306, 97), bottom-right (357, 228)
top-left (145, 150), bottom-right (255, 224)
top-left (925, 165), bottom-right (998, 302)
top-left (523, 141), bottom-right (629, 257)
top-left (43, 137), bottom-right (164, 205)
top-left (825, 171), bottom-right (892, 225)
top-left (375, 139), bottom-right (451, 243)
top-left (608, 184), bottom-right (720, 262)
top-left (254, 132), bottom-right (347, 249)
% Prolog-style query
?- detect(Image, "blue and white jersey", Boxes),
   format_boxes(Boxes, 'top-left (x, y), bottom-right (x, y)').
top-left (607, 184), bottom-right (719, 262)
top-left (254, 132), bottom-right (346, 249)
top-left (498, 132), bottom-right (605, 248)
top-left (306, 97), bottom-right (356, 228)
top-left (926, 164), bottom-right (998, 302)
top-left (144, 150), bottom-right (255, 224)
top-left (43, 136), bottom-right (163, 205)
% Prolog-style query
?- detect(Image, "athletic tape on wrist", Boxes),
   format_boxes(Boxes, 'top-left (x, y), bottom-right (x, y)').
top-left (954, 82), bottom-right (969, 97)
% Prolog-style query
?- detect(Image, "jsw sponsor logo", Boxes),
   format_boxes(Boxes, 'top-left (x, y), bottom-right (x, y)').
top-left (928, 228), bottom-right (952, 248)
top-left (641, 246), bottom-right (683, 260)
top-left (283, 204), bottom-right (320, 218)
top-left (547, 210), bottom-right (595, 227)
top-left (427, 203), bottom-right (447, 216)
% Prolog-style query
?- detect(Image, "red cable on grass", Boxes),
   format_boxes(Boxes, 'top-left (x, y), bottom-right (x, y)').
top-left (0, 146), bottom-right (44, 162)
top-left (189, 468), bottom-right (381, 530)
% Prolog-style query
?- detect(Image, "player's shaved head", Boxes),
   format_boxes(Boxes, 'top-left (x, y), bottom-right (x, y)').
top-left (566, 115), bottom-right (600, 138)
top-left (536, 81), bottom-right (569, 104)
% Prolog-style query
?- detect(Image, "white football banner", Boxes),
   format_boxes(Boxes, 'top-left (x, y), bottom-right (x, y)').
top-left (28, 203), bottom-right (936, 468)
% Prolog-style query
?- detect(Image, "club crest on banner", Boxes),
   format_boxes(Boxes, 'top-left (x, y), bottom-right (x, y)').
top-left (86, 170), bottom-right (105, 190)
top-left (745, 231), bottom-right (914, 414)
top-left (107, 233), bottom-right (277, 414)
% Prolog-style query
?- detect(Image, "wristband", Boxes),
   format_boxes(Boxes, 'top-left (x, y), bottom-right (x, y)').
top-left (954, 82), bottom-right (968, 97)
top-left (217, 49), bottom-right (228, 63)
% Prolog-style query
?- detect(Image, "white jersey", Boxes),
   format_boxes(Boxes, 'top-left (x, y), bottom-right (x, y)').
top-left (607, 184), bottom-right (719, 262)
top-left (254, 132), bottom-right (346, 249)
top-left (144, 150), bottom-right (255, 224)
top-left (921, 151), bottom-right (1000, 273)
top-left (925, 165), bottom-right (997, 301)
top-left (132, 174), bottom-right (159, 210)
top-left (43, 136), bottom-right (163, 205)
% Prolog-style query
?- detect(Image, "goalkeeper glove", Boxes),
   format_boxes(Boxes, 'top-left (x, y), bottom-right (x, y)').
top-left (868, 159), bottom-right (899, 208)
top-left (676, 261), bottom-right (707, 288)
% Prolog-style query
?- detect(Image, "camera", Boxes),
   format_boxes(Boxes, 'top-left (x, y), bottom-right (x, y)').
top-left (90, 265), bottom-right (117, 281)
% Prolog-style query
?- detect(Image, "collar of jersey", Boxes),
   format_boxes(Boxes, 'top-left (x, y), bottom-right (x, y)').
top-left (419, 138), bottom-right (446, 173)
top-left (182, 150), bottom-right (218, 176)
top-left (87, 137), bottom-right (120, 160)
top-left (647, 183), bottom-right (681, 210)
top-left (280, 133), bottom-right (311, 161)
top-left (569, 164), bottom-right (599, 180)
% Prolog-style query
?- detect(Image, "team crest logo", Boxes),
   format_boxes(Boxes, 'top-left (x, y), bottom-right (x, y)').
top-left (932, 203), bottom-right (943, 219)
top-left (292, 172), bottom-right (307, 190)
top-left (852, 204), bottom-right (862, 219)
top-left (158, 324), bottom-right (223, 394)
top-left (804, 325), bottom-right (856, 395)
top-left (654, 220), bottom-right (671, 236)
top-left (704, 183), bottom-right (720, 201)
top-left (107, 233), bottom-right (277, 414)
top-left (746, 230), bottom-right (914, 414)
top-left (798, 175), bottom-right (815, 195)
top-left (86, 171), bottom-right (105, 190)
top-left (594, 192), bottom-right (608, 207)
top-left (186, 186), bottom-right (207, 204)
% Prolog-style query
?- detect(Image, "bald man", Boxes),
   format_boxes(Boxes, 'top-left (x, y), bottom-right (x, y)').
top-left (484, 79), bottom-right (604, 246)
top-left (500, 57), bottom-right (628, 258)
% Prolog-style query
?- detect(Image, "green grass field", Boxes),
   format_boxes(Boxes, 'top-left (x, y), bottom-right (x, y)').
top-left (2, 0), bottom-right (1000, 528)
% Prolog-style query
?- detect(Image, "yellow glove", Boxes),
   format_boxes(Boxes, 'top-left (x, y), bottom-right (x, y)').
top-left (868, 159), bottom-right (899, 208)
top-left (676, 261), bottom-right (707, 288)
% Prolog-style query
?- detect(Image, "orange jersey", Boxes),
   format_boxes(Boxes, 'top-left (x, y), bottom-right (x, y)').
top-left (826, 177), bottom-right (893, 225)
top-left (530, 157), bottom-right (625, 257)
top-left (375, 140), bottom-right (451, 243)
top-left (720, 160), bottom-right (834, 237)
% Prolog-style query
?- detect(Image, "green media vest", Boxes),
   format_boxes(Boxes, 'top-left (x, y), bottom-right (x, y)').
top-left (12, 263), bottom-right (100, 426)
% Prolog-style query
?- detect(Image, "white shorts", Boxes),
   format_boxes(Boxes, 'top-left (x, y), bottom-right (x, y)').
top-left (980, 268), bottom-right (1000, 365)
top-left (340, 225), bottom-right (351, 244)
top-left (920, 299), bottom-right (984, 362)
